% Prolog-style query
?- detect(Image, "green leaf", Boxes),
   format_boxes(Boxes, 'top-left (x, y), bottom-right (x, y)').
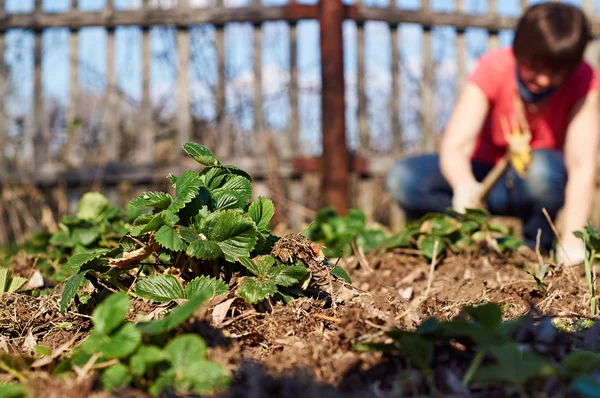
top-left (135, 274), bottom-right (186, 303)
top-left (563, 351), bottom-right (600, 374)
top-left (254, 255), bottom-right (275, 277)
top-left (183, 142), bottom-right (221, 167)
top-left (238, 277), bottom-right (277, 304)
top-left (268, 265), bottom-right (309, 287)
top-left (238, 256), bottom-right (260, 276)
top-left (186, 240), bottom-right (223, 260)
top-left (248, 197), bottom-right (275, 233)
top-left (151, 334), bottom-right (229, 396)
top-left (179, 226), bottom-right (200, 243)
top-left (130, 345), bottom-right (164, 376)
top-left (92, 292), bottom-right (130, 335)
top-left (66, 249), bottom-right (112, 269)
top-left (214, 193), bottom-right (241, 211)
top-left (102, 363), bottom-right (132, 392)
top-left (198, 211), bottom-right (258, 262)
top-left (60, 270), bottom-right (89, 314)
top-left (331, 265), bottom-right (352, 284)
top-left (464, 303), bottom-right (503, 329)
top-left (0, 384), bottom-right (28, 398)
top-left (418, 235), bottom-right (445, 259)
top-left (76, 192), bottom-right (111, 221)
top-left (155, 225), bottom-right (186, 252)
top-left (168, 170), bottom-right (203, 213)
top-left (223, 164), bottom-right (253, 181)
top-left (128, 191), bottom-right (173, 210)
top-left (49, 230), bottom-right (75, 248)
top-left (80, 323), bottom-right (142, 359)
top-left (185, 276), bottom-right (228, 298)
top-left (72, 227), bottom-right (100, 246)
top-left (211, 175), bottom-right (252, 210)
top-left (383, 230), bottom-right (412, 249)
top-left (138, 287), bottom-right (213, 336)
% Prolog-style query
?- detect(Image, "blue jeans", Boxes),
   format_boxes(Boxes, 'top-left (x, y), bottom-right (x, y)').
top-left (385, 149), bottom-right (567, 251)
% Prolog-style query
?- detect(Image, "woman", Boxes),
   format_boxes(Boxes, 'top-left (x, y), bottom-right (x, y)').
top-left (386, 3), bottom-right (599, 265)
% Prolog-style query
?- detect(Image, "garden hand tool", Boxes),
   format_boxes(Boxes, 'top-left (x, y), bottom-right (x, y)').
top-left (475, 114), bottom-right (532, 206)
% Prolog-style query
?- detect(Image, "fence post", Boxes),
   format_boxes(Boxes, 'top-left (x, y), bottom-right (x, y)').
top-left (319, 0), bottom-right (349, 216)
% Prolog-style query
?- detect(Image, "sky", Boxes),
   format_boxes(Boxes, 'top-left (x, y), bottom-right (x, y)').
top-left (2, 0), bottom-right (598, 156)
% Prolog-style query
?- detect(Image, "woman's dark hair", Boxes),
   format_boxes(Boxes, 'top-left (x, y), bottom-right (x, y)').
top-left (513, 2), bottom-right (592, 74)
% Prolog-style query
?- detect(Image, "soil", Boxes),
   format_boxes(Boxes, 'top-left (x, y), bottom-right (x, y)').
top-left (1, 246), bottom-right (598, 397)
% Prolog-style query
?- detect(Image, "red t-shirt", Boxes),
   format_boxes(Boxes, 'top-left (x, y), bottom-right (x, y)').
top-left (467, 46), bottom-right (599, 166)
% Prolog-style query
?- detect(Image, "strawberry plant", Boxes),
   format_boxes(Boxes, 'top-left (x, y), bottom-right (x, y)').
top-left (384, 208), bottom-right (524, 260)
top-left (59, 143), bottom-right (342, 314)
top-left (56, 290), bottom-right (229, 396)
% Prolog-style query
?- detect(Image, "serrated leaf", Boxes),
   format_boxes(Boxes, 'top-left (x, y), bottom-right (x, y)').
top-left (186, 240), bottom-right (223, 260)
top-left (214, 193), bottom-right (240, 211)
top-left (223, 164), bottom-right (253, 181)
top-left (128, 191), bottom-right (173, 210)
top-left (80, 323), bottom-right (142, 359)
top-left (183, 142), bottom-right (221, 167)
top-left (464, 303), bottom-right (503, 329)
top-left (248, 197), bottom-right (275, 233)
top-left (155, 225), bottom-right (186, 252)
top-left (179, 226), bottom-right (200, 243)
top-left (185, 276), bottom-right (228, 298)
top-left (66, 249), bottom-right (112, 269)
top-left (254, 255), bottom-right (275, 277)
top-left (199, 211), bottom-right (258, 262)
top-left (138, 287), bottom-right (213, 336)
top-left (134, 274), bottom-right (186, 303)
top-left (130, 345), bottom-right (164, 376)
top-left (200, 167), bottom-right (228, 190)
top-left (72, 227), bottom-right (100, 246)
top-left (238, 256), bottom-right (260, 276)
top-left (49, 230), bottom-right (75, 248)
top-left (102, 363), bottom-right (132, 392)
top-left (238, 277), bottom-right (277, 304)
top-left (418, 235), bottom-right (445, 259)
top-left (212, 175), bottom-right (252, 210)
top-left (93, 292), bottom-right (130, 335)
top-left (268, 265), bottom-right (309, 287)
top-left (60, 271), bottom-right (89, 314)
top-left (76, 192), bottom-right (111, 221)
top-left (168, 170), bottom-right (203, 213)
top-left (153, 335), bottom-right (229, 396)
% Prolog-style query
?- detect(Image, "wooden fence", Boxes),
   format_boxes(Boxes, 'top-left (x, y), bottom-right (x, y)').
top-left (0, 0), bottom-right (599, 245)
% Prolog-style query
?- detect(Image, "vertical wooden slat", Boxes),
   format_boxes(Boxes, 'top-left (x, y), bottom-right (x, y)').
top-left (421, 1), bottom-right (434, 152)
top-left (105, 0), bottom-right (119, 162)
top-left (488, 0), bottom-right (499, 51)
top-left (215, 0), bottom-right (226, 154)
top-left (356, 3), bottom-right (368, 154)
top-left (66, 0), bottom-right (80, 166)
top-left (390, 23), bottom-right (401, 154)
top-left (0, 0), bottom-right (5, 178)
top-left (32, 0), bottom-right (43, 169)
top-left (253, 22), bottom-right (264, 156)
top-left (456, 0), bottom-right (467, 92)
top-left (139, 0), bottom-right (153, 164)
top-left (176, 2), bottom-right (191, 150)
top-left (289, 21), bottom-right (299, 153)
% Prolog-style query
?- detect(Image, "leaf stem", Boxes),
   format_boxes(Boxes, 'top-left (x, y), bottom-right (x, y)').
top-left (0, 360), bottom-right (26, 381)
top-left (462, 348), bottom-right (485, 386)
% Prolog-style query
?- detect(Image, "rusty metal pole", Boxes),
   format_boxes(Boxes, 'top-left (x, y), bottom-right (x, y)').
top-left (319, 0), bottom-right (350, 216)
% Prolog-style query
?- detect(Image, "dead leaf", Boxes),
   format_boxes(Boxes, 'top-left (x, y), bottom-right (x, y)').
top-left (212, 298), bottom-right (238, 326)
top-left (22, 330), bottom-right (37, 354)
top-left (399, 287), bottom-right (413, 300)
top-left (24, 270), bottom-right (45, 290)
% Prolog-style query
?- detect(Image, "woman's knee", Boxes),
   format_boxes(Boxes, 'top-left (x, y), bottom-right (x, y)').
top-left (524, 149), bottom-right (567, 208)
top-left (386, 153), bottom-right (441, 209)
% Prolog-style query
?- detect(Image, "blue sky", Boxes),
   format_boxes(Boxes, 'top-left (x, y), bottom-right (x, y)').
top-left (2, 0), bottom-right (598, 155)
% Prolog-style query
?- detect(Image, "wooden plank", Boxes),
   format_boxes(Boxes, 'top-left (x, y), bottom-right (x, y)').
top-left (105, 1), bottom-right (119, 162)
top-left (390, 22), bottom-right (400, 154)
top-left (32, 0), bottom-right (43, 169)
top-left (253, 24), bottom-right (264, 156)
top-left (139, 1), bottom-right (153, 164)
top-left (2, 7), bottom-right (600, 37)
top-left (66, 0), bottom-right (80, 166)
top-left (421, 31), bottom-right (435, 151)
top-left (487, 0), bottom-right (499, 50)
top-left (357, 21), bottom-right (368, 153)
top-left (176, 27), bottom-right (191, 150)
top-left (289, 21), bottom-right (299, 152)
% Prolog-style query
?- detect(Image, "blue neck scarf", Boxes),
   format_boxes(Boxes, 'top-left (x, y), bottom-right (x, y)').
top-left (516, 66), bottom-right (559, 104)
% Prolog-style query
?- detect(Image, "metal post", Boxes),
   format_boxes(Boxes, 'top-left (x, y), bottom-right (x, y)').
top-left (319, 0), bottom-right (349, 216)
